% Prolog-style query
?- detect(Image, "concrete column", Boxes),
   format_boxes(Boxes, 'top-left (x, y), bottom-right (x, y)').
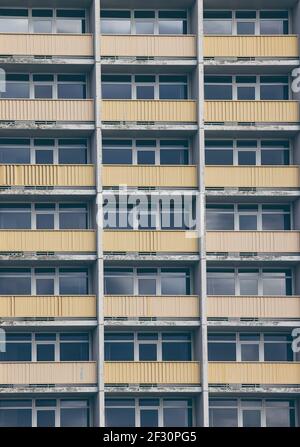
top-left (195, 0), bottom-right (209, 427)
top-left (92, 0), bottom-right (105, 427)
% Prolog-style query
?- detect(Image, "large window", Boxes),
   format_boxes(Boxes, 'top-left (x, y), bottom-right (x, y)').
top-left (207, 268), bottom-right (292, 296)
top-left (209, 399), bottom-right (295, 427)
top-left (0, 74), bottom-right (87, 99)
top-left (204, 10), bottom-right (289, 35)
top-left (0, 399), bottom-right (90, 427)
top-left (105, 398), bottom-right (193, 427)
top-left (104, 268), bottom-right (191, 296)
top-left (103, 139), bottom-right (190, 165)
top-left (0, 138), bottom-right (88, 165)
top-left (205, 75), bottom-right (289, 100)
top-left (102, 75), bottom-right (188, 100)
top-left (101, 10), bottom-right (187, 35)
top-left (206, 204), bottom-right (291, 231)
top-left (208, 333), bottom-right (294, 362)
top-left (0, 8), bottom-right (86, 33)
top-left (205, 140), bottom-right (290, 166)
top-left (105, 332), bottom-right (192, 361)
top-left (0, 268), bottom-right (89, 295)
top-left (0, 332), bottom-right (90, 362)
top-left (0, 203), bottom-right (89, 230)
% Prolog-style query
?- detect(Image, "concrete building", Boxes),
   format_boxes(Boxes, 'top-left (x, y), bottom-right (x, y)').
top-left (0, 0), bottom-right (299, 427)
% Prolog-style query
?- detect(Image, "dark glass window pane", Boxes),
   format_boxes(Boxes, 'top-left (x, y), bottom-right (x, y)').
top-left (58, 84), bottom-right (85, 99)
top-left (102, 84), bottom-right (131, 99)
top-left (260, 85), bottom-right (288, 100)
top-left (159, 85), bottom-right (187, 100)
top-left (35, 150), bottom-right (53, 164)
top-left (36, 344), bottom-right (55, 361)
top-left (105, 342), bottom-right (134, 361)
top-left (163, 408), bottom-right (191, 427)
top-left (104, 276), bottom-right (133, 295)
top-left (103, 149), bottom-right (132, 164)
top-left (210, 408), bottom-right (238, 427)
top-left (106, 408), bottom-right (135, 427)
top-left (162, 342), bottom-right (191, 361)
top-left (208, 343), bottom-right (236, 361)
top-left (0, 277), bottom-right (31, 295)
top-left (205, 85), bottom-right (232, 100)
top-left (139, 344), bottom-right (157, 361)
top-left (60, 408), bottom-right (89, 427)
top-left (140, 409), bottom-right (158, 427)
top-left (37, 410), bottom-right (55, 427)
top-left (0, 409), bottom-right (32, 427)
top-left (60, 343), bottom-right (89, 361)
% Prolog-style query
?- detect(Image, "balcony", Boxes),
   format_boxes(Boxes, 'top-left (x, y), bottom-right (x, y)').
top-left (100, 35), bottom-right (196, 58)
top-left (204, 101), bottom-right (299, 123)
top-left (0, 295), bottom-right (96, 318)
top-left (204, 35), bottom-right (299, 58)
top-left (104, 295), bottom-right (199, 318)
top-left (104, 362), bottom-right (200, 385)
top-left (103, 165), bottom-right (197, 188)
top-left (206, 231), bottom-right (300, 253)
top-left (205, 166), bottom-right (300, 188)
top-left (0, 362), bottom-right (97, 386)
top-left (102, 100), bottom-right (197, 123)
top-left (208, 296), bottom-right (300, 319)
top-left (0, 165), bottom-right (95, 187)
top-left (208, 362), bottom-right (300, 385)
top-left (0, 33), bottom-right (93, 57)
top-left (103, 230), bottom-right (198, 253)
top-left (0, 100), bottom-right (94, 122)
top-left (0, 230), bottom-right (96, 252)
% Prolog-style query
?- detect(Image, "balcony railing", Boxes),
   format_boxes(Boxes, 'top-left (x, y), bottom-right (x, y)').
top-left (103, 165), bottom-right (197, 188)
top-left (0, 100), bottom-right (94, 122)
top-left (100, 35), bottom-right (196, 58)
top-left (0, 230), bottom-right (96, 252)
top-left (208, 362), bottom-right (300, 385)
top-left (0, 362), bottom-right (97, 385)
top-left (104, 361), bottom-right (200, 384)
top-left (0, 295), bottom-right (96, 318)
top-left (208, 296), bottom-right (300, 319)
top-left (0, 33), bottom-right (93, 57)
top-left (103, 230), bottom-right (198, 253)
top-left (205, 166), bottom-right (300, 188)
top-left (204, 35), bottom-right (299, 58)
top-left (0, 165), bottom-right (95, 187)
top-left (104, 295), bottom-right (199, 318)
top-left (102, 100), bottom-right (197, 123)
top-left (206, 231), bottom-right (300, 253)
top-left (205, 101), bottom-right (299, 123)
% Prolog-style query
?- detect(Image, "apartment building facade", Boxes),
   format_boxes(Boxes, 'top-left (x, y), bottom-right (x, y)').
top-left (0, 0), bottom-right (299, 427)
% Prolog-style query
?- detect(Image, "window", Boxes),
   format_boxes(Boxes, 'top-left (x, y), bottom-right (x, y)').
top-left (59, 269), bottom-right (88, 295)
top-left (204, 75), bottom-right (289, 100)
top-left (205, 139), bottom-right (290, 166)
top-left (0, 333), bottom-right (31, 362)
top-left (102, 75), bottom-right (188, 100)
top-left (57, 74), bottom-right (86, 99)
top-left (0, 400), bottom-right (32, 427)
top-left (204, 10), bottom-right (289, 35)
top-left (59, 204), bottom-right (87, 230)
top-left (101, 10), bottom-right (187, 35)
top-left (208, 334), bottom-right (236, 361)
top-left (206, 204), bottom-right (291, 231)
top-left (104, 268), bottom-right (191, 296)
top-left (208, 333), bottom-right (294, 362)
top-left (260, 11), bottom-right (289, 35)
top-left (58, 139), bottom-right (87, 164)
top-left (0, 269), bottom-right (31, 295)
top-left (59, 333), bottom-right (89, 361)
top-left (60, 400), bottom-right (90, 427)
top-left (0, 204), bottom-right (31, 229)
top-left (1, 74), bottom-right (29, 99)
top-left (103, 139), bottom-right (189, 166)
top-left (204, 11), bottom-right (232, 35)
top-left (105, 332), bottom-right (192, 361)
top-left (204, 76), bottom-right (232, 100)
top-left (105, 398), bottom-right (193, 427)
top-left (207, 268), bottom-right (292, 296)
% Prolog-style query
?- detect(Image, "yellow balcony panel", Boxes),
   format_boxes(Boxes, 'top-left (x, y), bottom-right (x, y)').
top-left (209, 362), bottom-right (300, 385)
top-left (103, 230), bottom-right (198, 253)
top-left (205, 101), bottom-right (299, 123)
top-left (102, 100), bottom-right (197, 123)
top-left (205, 166), bottom-right (300, 188)
top-left (105, 362), bottom-right (200, 385)
top-left (0, 362), bottom-right (97, 385)
top-left (0, 295), bottom-right (96, 318)
top-left (0, 230), bottom-right (96, 252)
top-left (204, 35), bottom-right (299, 58)
top-left (100, 35), bottom-right (196, 58)
top-left (0, 33), bottom-right (93, 57)
top-left (0, 100), bottom-right (94, 122)
top-left (103, 165), bottom-right (198, 188)
top-left (0, 165), bottom-right (95, 187)
top-left (208, 296), bottom-right (300, 319)
top-left (206, 231), bottom-right (300, 253)
top-left (104, 295), bottom-right (199, 318)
